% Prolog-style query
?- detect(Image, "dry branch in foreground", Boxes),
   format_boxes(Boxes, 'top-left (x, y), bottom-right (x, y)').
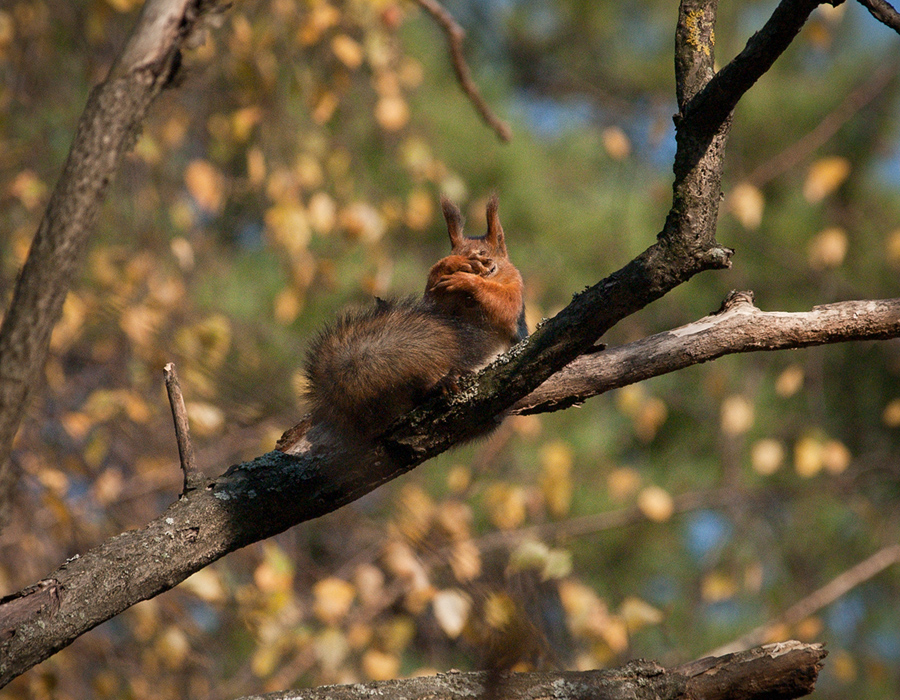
top-left (236, 641), bottom-right (827, 700)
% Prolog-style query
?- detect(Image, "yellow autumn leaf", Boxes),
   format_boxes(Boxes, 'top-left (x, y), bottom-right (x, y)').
top-left (446, 465), bottom-right (471, 494)
top-left (602, 126), bottom-right (631, 161)
top-left (637, 485), bottom-right (674, 522)
top-left (105, 0), bottom-right (143, 12)
top-left (619, 596), bottom-right (663, 631)
top-left (155, 626), bottom-right (190, 669)
top-left (184, 159), bottom-right (226, 214)
top-left (830, 649), bottom-right (857, 683)
top-left (339, 202), bottom-right (386, 243)
top-left (434, 500), bottom-right (473, 541)
top-left (432, 589), bottom-right (472, 639)
top-left (180, 568), bottom-right (227, 603)
top-left (607, 467), bottom-right (641, 502)
top-left (331, 34), bottom-right (364, 69)
top-left (886, 229), bottom-right (900, 269)
top-left (808, 227), bottom-right (848, 269)
top-left (274, 287), bottom-right (302, 325)
top-left (297, 3), bottom-right (340, 45)
top-left (449, 539), bottom-right (481, 582)
top-left (406, 188), bottom-right (433, 230)
top-left (362, 649), bottom-right (400, 681)
top-left (393, 484), bottom-right (435, 542)
top-left (822, 439), bottom-right (851, 474)
top-left (727, 182), bottom-right (765, 230)
top-left (793, 616), bottom-right (823, 641)
top-left (312, 577), bottom-right (356, 625)
top-left (883, 398), bottom-right (900, 427)
top-left (312, 91), bottom-right (339, 124)
top-left (775, 364), bottom-right (804, 398)
top-left (231, 106), bottom-right (263, 142)
top-left (540, 440), bottom-right (573, 517)
top-left (186, 401), bottom-right (225, 437)
top-left (751, 438), bottom-right (785, 475)
top-left (375, 95), bottom-right (410, 131)
top-left (634, 396), bottom-right (668, 442)
top-left (312, 627), bottom-right (349, 672)
top-left (794, 435), bottom-right (824, 477)
top-left (484, 483), bottom-right (527, 530)
top-left (701, 571), bottom-right (738, 602)
top-left (804, 156), bottom-right (850, 202)
top-left (353, 563), bottom-right (385, 608)
top-left (265, 201), bottom-right (312, 255)
top-left (308, 191), bottom-right (337, 234)
top-left (720, 395), bottom-right (755, 436)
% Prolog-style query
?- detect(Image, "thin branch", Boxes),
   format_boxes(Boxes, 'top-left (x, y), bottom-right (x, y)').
top-left (413, 0), bottom-right (512, 142)
top-left (511, 292), bottom-right (900, 415)
top-left (748, 58), bottom-right (899, 186)
top-left (163, 363), bottom-right (204, 493)
top-left (0, 0), bottom-right (226, 529)
top-left (709, 544), bottom-right (900, 656)
top-left (858, 0), bottom-right (900, 34)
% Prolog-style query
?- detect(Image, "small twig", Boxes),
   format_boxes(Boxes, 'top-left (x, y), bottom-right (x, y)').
top-left (709, 543), bottom-right (900, 656)
top-left (163, 363), bottom-right (204, 493)
top-left (748, 59), bottom-right (899, 186)
top-left (858, 0), bottom-right (900, 34)
top-left (413, 0), bottom-right (512, 142)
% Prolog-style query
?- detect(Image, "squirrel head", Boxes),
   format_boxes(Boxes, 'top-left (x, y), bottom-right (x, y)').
top-left (440, 194), bottom-right (509, 260)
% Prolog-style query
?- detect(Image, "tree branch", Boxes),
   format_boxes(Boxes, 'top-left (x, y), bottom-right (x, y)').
top-left (3, 290), bottom-right (896, 686)
top-left (163, 363), bottom-right (205, 493)
top-left (681, 0), bottom-right (824, 140)
top-left (857, 0), bottom-right (900, 34)
top-left (511, 292), bottom-right (900, 415)
top-left (0, 0), bottom-right (227, 529)
top-left (234, 641), bottom-right (826, 700)
top-left (412, 0), bottom-right (512, 142)
top-left (709, 544), bottom-right (900, 657)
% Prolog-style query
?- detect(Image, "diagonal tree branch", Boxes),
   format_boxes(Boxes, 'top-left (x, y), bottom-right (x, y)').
top-left (857, 0), bottom-right (900, 34)
top-left (681, 0), bottom-right (824, 139)
top-left (2, 290), bottom-right (897, 686)
top-left (0, 0), bottom-right (228, 529)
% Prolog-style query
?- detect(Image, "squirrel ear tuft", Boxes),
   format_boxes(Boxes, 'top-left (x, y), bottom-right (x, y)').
top-left (441, 196), bottom-right (465, 248)
top-left (485, 194), bottom-right (507, 255)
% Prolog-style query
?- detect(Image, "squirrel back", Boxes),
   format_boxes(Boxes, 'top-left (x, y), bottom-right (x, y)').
top-left (304, 196), bottom-right (526, 439)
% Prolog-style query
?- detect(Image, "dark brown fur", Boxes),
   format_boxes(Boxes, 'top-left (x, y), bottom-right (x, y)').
top-left (304, 196), bottom-right (526, 439)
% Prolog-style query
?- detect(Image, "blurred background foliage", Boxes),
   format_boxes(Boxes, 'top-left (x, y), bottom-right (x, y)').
top-left (1, 0), bottom-right (900, 697)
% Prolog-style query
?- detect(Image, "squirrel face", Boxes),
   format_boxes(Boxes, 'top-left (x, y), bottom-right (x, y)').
top-left (440, 195), bottom-right (510, 272)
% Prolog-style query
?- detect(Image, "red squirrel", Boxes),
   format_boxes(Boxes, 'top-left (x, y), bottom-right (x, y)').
top-left (303, 195), bottom-right (526, 439)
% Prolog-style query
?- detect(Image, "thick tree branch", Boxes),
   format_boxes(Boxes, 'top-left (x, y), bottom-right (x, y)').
top-left (511, 293), bottom-right (900, 415)
top-left (0, 0), bottom-right (227, 528)
top-left (681, 0), bottom-right (824, 139)
top-left (236, 641), bottom-right (826, 700)
top-left (3, 290), bottom-right (895, 686)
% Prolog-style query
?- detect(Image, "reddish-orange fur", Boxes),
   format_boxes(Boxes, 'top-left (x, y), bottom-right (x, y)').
top-left (305, 196), bottom-right (526, 438)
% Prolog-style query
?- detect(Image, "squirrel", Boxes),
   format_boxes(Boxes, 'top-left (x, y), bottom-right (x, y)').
top-left (303, 195), bottom-right (526, 440)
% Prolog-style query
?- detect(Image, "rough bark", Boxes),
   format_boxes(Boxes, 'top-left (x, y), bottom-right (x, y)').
top-left (0, 0), bottom-right (225, 527)
top-left (512, 293), bottom-right (900, 415)
top-left (3, 290), bottom-right (898, 686)
top-left (0, 0), bottom-right (876, 690)
top-left (236, 641), bottom-right (827, 700)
